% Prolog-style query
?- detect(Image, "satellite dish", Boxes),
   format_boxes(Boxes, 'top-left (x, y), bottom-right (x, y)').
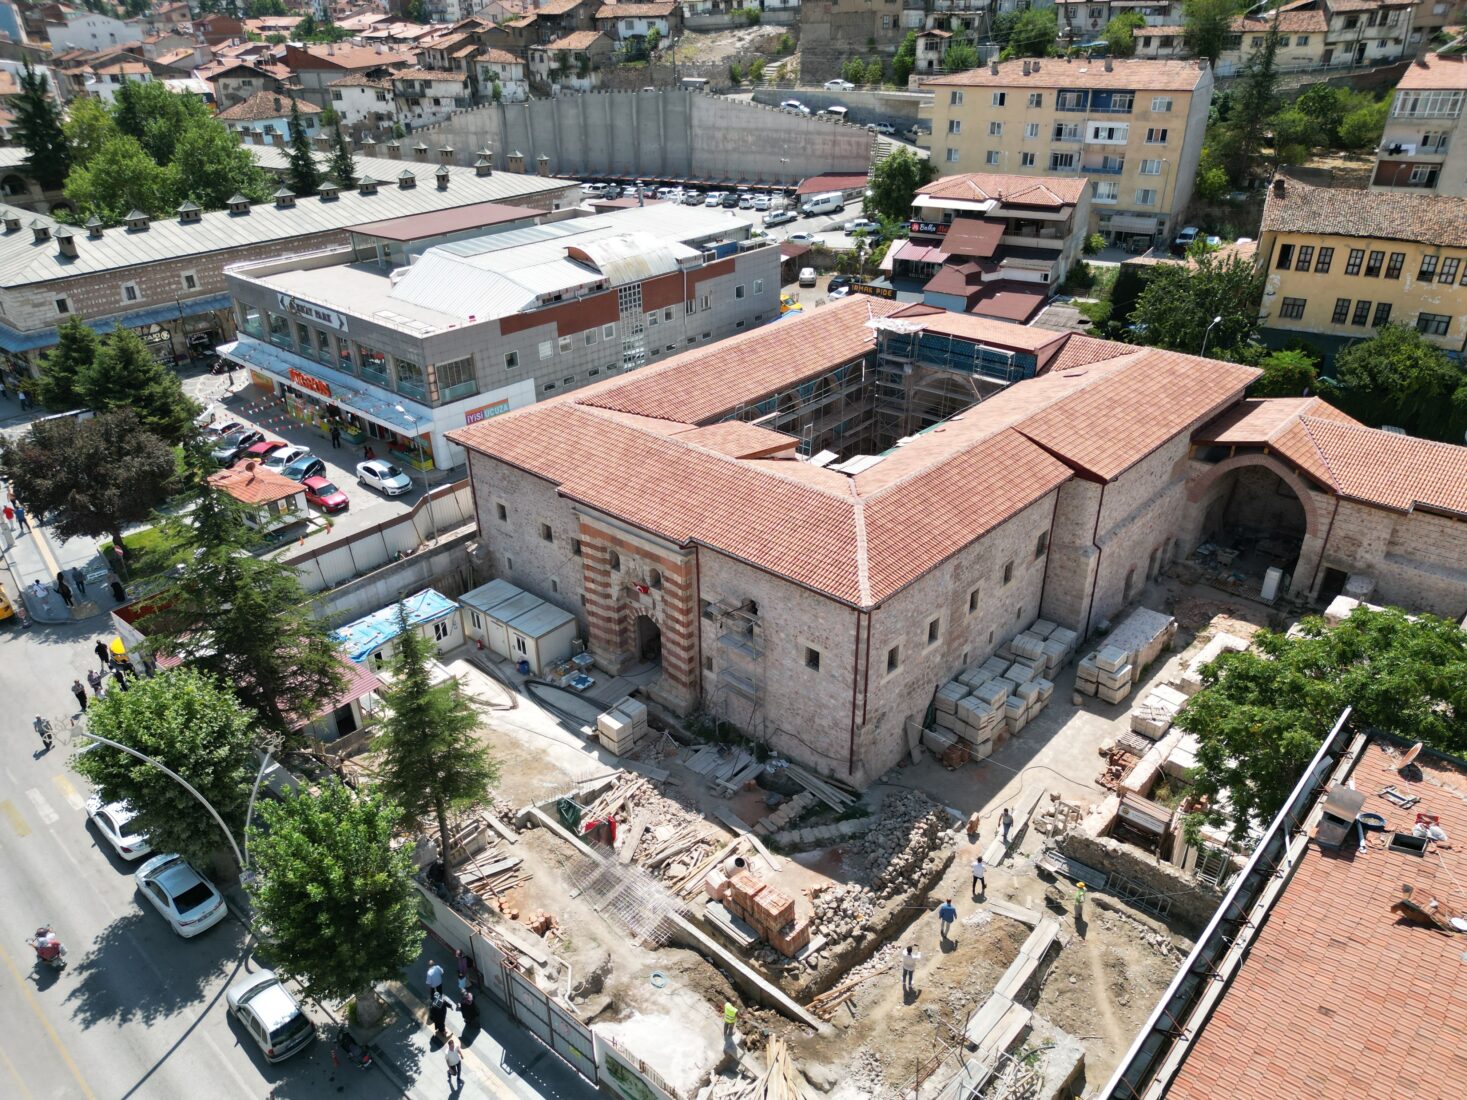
top-left (1398, 743), bottom-right (1423, 771)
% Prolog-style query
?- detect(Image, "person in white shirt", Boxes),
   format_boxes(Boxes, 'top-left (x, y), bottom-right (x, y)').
top-left (444, 1036), bottom-right (463, 1088)
top-left (971, 855), bottom-right (986, 896)
top-left (900, 945), bottom-right (921, 992)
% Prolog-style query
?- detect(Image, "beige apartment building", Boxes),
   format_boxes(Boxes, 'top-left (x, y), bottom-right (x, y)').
top-left (1372, 52), bottom-right (1467, 197)
top-left (921, 58), bottom-right (1213, 248)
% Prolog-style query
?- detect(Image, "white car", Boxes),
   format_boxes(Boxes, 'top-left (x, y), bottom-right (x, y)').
top-left (764, 209), bottom-right (797, 227)
top-left (134, 853), bottom-right (227, 937)
top-left (788, 231), bottom-right (817, 245)
top-left (845, 218), bottom-right (881, 234)
top-left (705, 192), bottom-right (724, 207)
top-left (798, 267), bottom-right (817, 287)
top-left (226, 970), bottom-right (316, 1063)
top-left (866, 122), bottom-right (896, 135)
top-left (86, 797), bottom-right (151, 861)
top-left (356, 459), bottom-right (413, 497)
top-left (751, 195), bottom-right (771, 211)
top-left (262, 443), bottom-right (310, 471)
top-left (780, 100), bottom-right (810, 115)
top-left (824, 79), bottom-right (855, 91)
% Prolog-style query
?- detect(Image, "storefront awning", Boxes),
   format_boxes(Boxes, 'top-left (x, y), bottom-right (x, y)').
top-left (892, 240), bottom-right (950, 266)
top-left (0, 293), bottom-right (233, 355)
top-left (1107, 215), bottom-right (1160, 234)
top-left (218, 335), bottom-right (426, 436)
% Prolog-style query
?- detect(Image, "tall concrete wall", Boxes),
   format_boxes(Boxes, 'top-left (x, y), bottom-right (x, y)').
top-left (751, 86), bottom-right (931, 130)
top-left (414, 89), bottom-right (875, 185)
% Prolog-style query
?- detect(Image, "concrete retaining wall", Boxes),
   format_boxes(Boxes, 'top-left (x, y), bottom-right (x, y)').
top-left (751, 86), bottom-right (931, 131)
top-left (307, 529), bottom-right (481, 629)
top-left (684, 9), bottom-right (798, 30)
top-left (1058, 831), bottom-right (1222, 931)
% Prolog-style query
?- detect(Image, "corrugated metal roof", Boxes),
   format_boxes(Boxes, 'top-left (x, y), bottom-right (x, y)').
top-left (571, 232), bottom-right (683, 286)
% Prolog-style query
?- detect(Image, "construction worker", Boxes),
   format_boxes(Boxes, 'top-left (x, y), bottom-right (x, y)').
top-left (723, 1001), bottom-right (738, 1038)
top-left (1074, 882), bottom-right (1087, 920)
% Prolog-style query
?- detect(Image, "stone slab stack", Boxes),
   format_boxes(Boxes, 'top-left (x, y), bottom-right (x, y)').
top-left (1178, 632), bottom-right (1251, 695)
top-left (596, 695), bottom-right (649, 756)
top-left (1077, 607), bottom-right (1177, 703)
top-left (1129, 684), bottom-right (1190, 740)
top-left (753, 790), bottom-right (817, 837)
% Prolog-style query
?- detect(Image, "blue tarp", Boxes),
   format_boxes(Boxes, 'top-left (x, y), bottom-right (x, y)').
top-left (331, 589), bottom-right (458, 663)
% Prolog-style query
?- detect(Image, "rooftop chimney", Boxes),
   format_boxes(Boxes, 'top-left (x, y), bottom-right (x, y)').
top-left (312, 133), bottom-right (332, 152)
top-left (273, 186), bottom-right (296, 208)
top-left (1022, 60), bottom-right (1031, 76)
top-left (124, 209), bottom-right (150, 231)
top-left (1104, 57), bottom-right (1113, 72)
top-left (177, 200), bottom-right (202, 224)
top-left (474, 157), bottom-right (492, 176)
top-left (436, 165), bottom-right (450, 190)
top-left (85, 215), bottom-right (103, 239)
top-left (54, 225), bottom-right (77, 258)
top-left (2, 213), bottom-right (19, 232)
top-left (29, 219), bottom-right (50, 243)
top-left (358, 176), bottom-right (380, 195)
top-left (385, 139), bottom-right (402, 159)
top-left (1272, 176), bottom-right (1286, 197)
top-left (508, 150), bottom-right (525, 173)
top-left (536, 152), bottom-right (549, 176)
top-left (989, 59), bottom-right (999, 75)
top-left (413, 141), bottom-right (430, 162)
top-left (358, 135), bottom-right (377, 152)
top-left (227, 193), bottom-right (252, 214)
top-left (398, 170), bottom-right (416, 189)
top-left (319, 179), bottom-right (340, 200)
top-left (438, 145), bottom-right (454, 164)
top-left (272, 95), bottom-right (281, 112)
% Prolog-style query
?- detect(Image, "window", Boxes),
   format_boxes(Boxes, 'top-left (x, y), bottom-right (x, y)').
top-left (1392, 89), bottom-right (1465, 119)
top-left (316, 329), bottom-right (332, 362)
top-left (1314, 247), bottom-right (1333, 273)
top-left (1151, 96), bottom-right (1173, 113)
top-left (1002, 560), bottom-right (1014, 585)
top-left (122, 283), bottom-right (139, 303)
top-left (947, 118), bottom-right (961, 134)
top-left (1295, 245), bottom-right (1314, 270)
top-left (1416, 312), bottom-right (1450, 336)
top-left (1296, 35), bottom-right (1309, 46)
top-left (663, 307), bottom-right (673, 322)
top-left (753, 279), bottom-right (764, 294)
top-left (1385, 252), bottom-right (1405, 279)
top-left (1035, 531), bottom-right (1048, 559)
top-left (927, 617), bottom-right (940, 645)
top-left (1050, 152), bottom-right (1076, 171)
top-left (558, 334), bottom-right (572, 352)
top-left (603, 322), bottom-right (616, 339)
top-left (1331, 298), bottom-right (1350, 324)
top-left (1021, 152), bottom-right (1036, 167)
top-left (648, 569), bottom-right (661, 589)
top-left (735, 284), bottom-right (745, 299)
top-left (1140, 158), bottom-right (1162, 176)
top-left (1053, 122), bottom-right (1080, 141)
top-left (539, 522), bottom-right (552, 542)
top-left (54, 297), bottom-right (70, 315)
top-left (968, 588), bottom-right (979, 614)
top-left (886, 645), bottom-right (900, 673)
top-left (1345, 248), bottom-right (1364, 276)
top-left (805, 647), bottom-right (821, 671)
top-left (1024, 122), bottom-right (1039, 139)
top-left (394, 354), bottom-right (425, 399)
top-left (1418, 255), bottom-right (1439, 282)
top-left (1372, 302), bottom-right (1392, 326)
top-left (949, 90), bottom-right (963, 106)
top-left (992, 92), bottom-right (1005, 107)
top-left (1094, 181), bottom-right (1118, 202)
top-left (985, 150), bottom-right (1000, 166)
top-left (1440, 257), bottom-right (1461, 283)
top-left (583, 328), bottom-right (597, 347)
top-left (504, 350), bottom-right (519, 369)
top-left (495, 502), bottom-right (507, 521)
top-left (988, 121), bottom-right (1003, 136)
top-left (1145, 127), bottom-right (1168, 144)
top-left (1351, 299), bottom-right (1371, 326)
top-left (1279, 297), bottom-right (1307, 319)
top-left (295, 321), bottom-right (312, 357)
top-left (608, 550), bottom-right (621, 571)
top-left (1365, 250), bottom-right (1384, 277)
top-left (1135, 188), bottom-right (1157, 206)
top-left (268, 311), bottom-right (293, 349)
top-left (945, 147), bottom-right (960, 163)
top-left (432, 620), bottom-right (451, 642)
top-left (1028, 92), bottom-right (1043, 108)
top-left (1251, 36), bottom-right (1263, 47)
top-left (1058, 91), bottom-right (1085, 111)
top-left (1276, 243), bottom-right (1295, 270)
top-left (538, 339), bottom-right (554, 359)
top-left (181, 272), bottom-right (198, 291)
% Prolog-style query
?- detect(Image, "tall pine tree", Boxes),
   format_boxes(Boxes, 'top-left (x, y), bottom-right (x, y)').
top-left (14, 60), bottom-right (69, 190)
top-left (79, 329), bottom-right (198, 443)
top-left (284, 97), bottom-right (320, 197)
top-left (327, 123), bottom-right (357, 189)
top-left (36, 317), bottom-right (99, 411)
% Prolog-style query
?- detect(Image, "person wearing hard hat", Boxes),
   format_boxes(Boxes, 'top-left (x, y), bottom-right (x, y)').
top-left (722, 1001), bottom-right (738, 1038)
top-left (1074, 882), bottom-right (1087, 920)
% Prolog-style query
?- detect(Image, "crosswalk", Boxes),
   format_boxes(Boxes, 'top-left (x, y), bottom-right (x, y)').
top-left (0, 775), bottom-right (85, 837)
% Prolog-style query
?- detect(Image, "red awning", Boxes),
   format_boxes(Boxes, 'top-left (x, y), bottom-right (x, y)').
top-left (942, 217), bottom-right (1004, 259)
top-left (894, 240), bottom-right (950, 265)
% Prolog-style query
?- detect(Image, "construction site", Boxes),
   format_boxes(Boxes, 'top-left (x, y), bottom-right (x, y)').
top-left (285, 564), bottom-right (1314, 1100)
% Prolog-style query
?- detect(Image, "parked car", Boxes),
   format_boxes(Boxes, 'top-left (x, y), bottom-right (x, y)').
top-left (282, 454), bottom-right (326, 482)
top-left (226, 970), bottom-right (316, 1063)
top-left (682, 191), bottom-right (703, 206)
top-left (211, 429), bottom-right (264, 465)
top-left (866, 122), bottom-right (895, 135)
top-left (721, 193), bottom-right (740, 208)
top-left (302, 476), bottom-right (349, 513)
top-left (705, 192), bottom-right (724, 207)
top-left (844, 217), bottom-right (881, 234)
top-left (581, 182), bottom-right (607, 195)
top-left (764, 209), bottom-right (797, 227)
top-left (1172, 226), bottom-right (1201, 254)
top-left (240, 440), bottom-right (288, 464)
top-left (356, 459), bottom-right (413, 497)
top-left (788, 231), bottom-right (817, 245)
top-left (133, 853), bottom-right (227, 937)
top-left (737, 195), bottom-right (754, 209)
top-left (798, 266), bottom-right (817, 287)
top-left (780, 99), bottom-right (810, 115)
top-left (752, 195), bottom-right (771, 211)
top-left (262, 443), bottom-right (310, 471)
top-left (828, 274), bottom-right (854, 294)
top-left (86, 797), bottom-right (151, 861)
top-left (204, 419), bottom-right (242, 440)
top-left (824, 79), bottom-right (855, 91)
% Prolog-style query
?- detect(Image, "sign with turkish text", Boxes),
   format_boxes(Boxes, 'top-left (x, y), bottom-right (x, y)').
top-left (464, 398), bottom-right (511, 425)
top-left (909, 220), bottom-right (950, 236)
top-left (288, 368), bottom-right (332, 398)
top-left (275, 292), bottom-right (348, 332)
top-left (851, 282), bottom-right (896, 300)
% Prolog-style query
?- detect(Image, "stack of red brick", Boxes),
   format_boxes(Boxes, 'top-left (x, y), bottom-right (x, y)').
top-left (717, 870), bottom-right (811, 958)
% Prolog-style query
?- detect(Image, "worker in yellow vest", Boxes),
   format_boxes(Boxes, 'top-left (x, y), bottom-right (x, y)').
top-left (723, 1001), bottom-right (738, 1038)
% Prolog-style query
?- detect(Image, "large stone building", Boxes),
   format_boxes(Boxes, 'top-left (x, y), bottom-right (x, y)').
top-left (448, 296), bottom-right (1467, 785)
top-left (921, 57), bottom-right (1213, 249)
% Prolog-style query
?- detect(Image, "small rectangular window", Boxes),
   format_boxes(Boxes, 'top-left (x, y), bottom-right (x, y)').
top-left (538, 339), bottom-right (554, 359)
top-left (991, 92), bottom-right (1005, 107)
top-left (181, 272), bottom-right (199, 291)
top-left (495, 502), bottom-right (507, 521)
top-left (539, 522), bottom-right (553, 542)
top-left (753, 279), bottom-right (763, 294)
top-left (946, 148), bottom-right (960, 163)
top-left (1418, 255), bottom-right (1439, 282)
top-left (55, 297), bottom-right (70, 314)
top-left (584, 329), bottom-right (597, 346)
top-left (1349, 300), bottom-right (1370, 326)
top-left (927, 618), bottom-right (940, 645)
top-left (1020, 152), bottom-right (1036, 166)
top-left (1024, 122), bottom-right (1039, 139)
top-left (1416, 311), bottom-right (1450, 336)
top-left (1145, 127), bottom-right (1168, 144)
top-left (988, 120), bottom-right (1002, 136)
top-left (947, 118), bottom-right (961, 134)
top-left (804, 647), bottom-right (821, 671)
top-left (985, 150), bottom-right (1000, 166)
top-left (1331, 298), bottom-right (1350, 324)
top-left (1385, 252), bottom-right (1405, 278)
top-left (886, 645), bottom-right (900, 673)
top-left (1295, 246), bottom-right (1314, 270)
top-left (735, 284), bottom-right (745, 299)
top-left (550, 579), bottom-right (559, 594)
top-left (1035, 531), bottom-right (1048, 559)
top-left (1314, 247), bottom-right (1333, 273)
top-left (603, 322), bottom-right (616, 338)
top-left (1372, 301), bottom-right (1392, 326)
top-left (1151, 96), bottom-right (1173, 113)
top-left (1002, 560), bottom-right (1014, 585)
top-left (1276, 243), bottom-right (1295, 270)
top-left (1135, 188), bottom-right (1157, 206)
top-left (949, 90), bottom-right (963, 106)
top-left (968, 588), bottom-right (979, 613)
top-left (1279, 297), bottom-right (1307, 320)
top-left (504, 350), bottom-right (519, 369)
top-left (558, 335), bottom-right (572, 352)
top-left (1365, 250), bottom-right (1384, 277)
top-left (1028, 92), bottom-right (1042, 108)
top-left (1345, 248), bottom-right (1364, 276)
top-left (571, 538), bottom-right (582, 556)
top-left (122, 283), bottom-right (139, 303)
top-left (1440, 257), bottom-right (1461, 283)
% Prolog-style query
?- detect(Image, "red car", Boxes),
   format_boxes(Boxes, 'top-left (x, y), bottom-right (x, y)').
top-left (240, 440), bottom-right (288, 463)
top-left (302, 476), bottom-right (349, 513)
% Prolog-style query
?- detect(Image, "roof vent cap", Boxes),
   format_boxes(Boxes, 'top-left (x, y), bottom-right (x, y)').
top-left (124, 209), bottom-right (150, 230)
top-left (29, 218), bottom-right (50, 242)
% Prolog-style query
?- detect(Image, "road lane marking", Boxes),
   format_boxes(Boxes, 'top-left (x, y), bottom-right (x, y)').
top-left (0, 1040), bottom-right (36, 1099)
top-left (198, 1030), bottom-right (259, 1100)
top-left (50, 774), bottom-right (85, 812)
top-left (23, 789), bottom-right (57, 826)
top-left (0, 940), bottom-right (99, 1100)
top-left (0, 800), bottom-right (29, 837)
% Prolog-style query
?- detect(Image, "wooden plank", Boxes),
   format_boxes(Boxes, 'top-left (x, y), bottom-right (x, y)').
top-left (712, 807), bottom-right (783, 873)
top-left (619, 812), bottom-right (652, 864)
top-left (985, 899), bottom-right (1042, 928)
top-left (485, 813), bottom-right (519, 846)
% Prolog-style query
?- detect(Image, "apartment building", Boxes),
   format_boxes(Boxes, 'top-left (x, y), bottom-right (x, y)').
top-left (1257, 175), bottom-right (1467, 356)
top-left (391, 69), bottom-right (473, 128)
top-left (220, 205), bottom-right (779, 471)
top-left (1371, 52), bottom-right (1467, 197)
top-left (1055, 0), bottom-right (1183, 43)
top-left (922, 57), bottom-right (1213, 248)
top-left (896, 172), bottom-right (1092, 321)
top-left (528, 32), bottom-right (613, 93)
top-left (217, 92), bottom-right (323, 141)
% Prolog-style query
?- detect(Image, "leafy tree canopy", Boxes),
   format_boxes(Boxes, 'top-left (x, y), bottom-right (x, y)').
top-left (15, 60), bottom-right (70, 190)
top-left (997, 10), bottom-right (1057, 59)
top-left (113, 81), bottom-right (213, 165)
top-left (942, 42), bottom-right (980, 72)
top-left (35, 317), bottom-right (98, 411)
top-left (73, 667), bottom-right (258, 868)
top-left (64, 134), bottom-right (178, 225)
top-left (1183, 0), bottom-right (1242, 65)
top-left (61, 96), bottom-right (119, 168)
top-left (172, 120), bottom-right (273, 209)
top-left (1330, 323), bottom-right (1467, 443)
top-left (1127, 251), bottom-right (1264, 357)
top-left (866, 145), bottom-right (936, 223)
top-left (1243, 346), bottom-right (1319, 397)
top-left (78, 328), bottom-right (199, 443)
top-left (1180, 608), bottom-right (1467, 840)
top-left (1103, 12), bottom-right (1148, 58)
top-left (1338, 96), bottom-right (1389, 151)
top-left (891, 31), bottom-right (918, 86)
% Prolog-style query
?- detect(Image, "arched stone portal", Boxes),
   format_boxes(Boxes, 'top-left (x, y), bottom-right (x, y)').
top-left (634, 614), bottom-right (662, 663)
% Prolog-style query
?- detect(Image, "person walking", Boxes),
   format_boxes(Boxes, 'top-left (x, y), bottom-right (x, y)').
top-left (30, 579), bottom-right (50, 608)
top-left (971, 855), bottom-right (987, 897)
top-left (937, 898), bottom-right (958, 939)
top-left (900, 946), bottom-right (920, 992)
top-left (722, 1001), bottom-right (738, 1038)
top-left (330, 423), bottom-right (342, 449)
top-left (2, 503), bottom-right (12, 527)
top-left (428, 990), bottom-right (450, 1039)
top-left (34, 715), bottom-right (53, 752)
top-left (443, 1036), bottom-right (463, 1089)
top-left (17, 389), bottom-right (29, 411)
top-left (55, 575), bottom-right (74, 608)
top-left (13, 504), bottom-right (28, 531)
top-left (71, 678), bottom-right (88, 712)
top-left (454, 948), bottom-right (469, 992)
top-left (1074, 882), bottom-right (1087, 921)
top-left (107, 570), bottom-right (126, 603)
top-left (94, 640), bottom-right (111, 669)
top-left (457, 988), bottom-right (479, 1031)
top-left (426, 959), bottom-right (444, 998)
top-left (87, 668), bottom-right (104, 698)
top-left (1000, 808), bottom-right (1014, 846)
top-left (70, 567), bottom-right (87, 597)
top-left (111, 667), bottom-right (129, 692)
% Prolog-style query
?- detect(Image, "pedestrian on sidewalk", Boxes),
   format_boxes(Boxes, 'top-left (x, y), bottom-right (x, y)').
top-left (444, 1036), bottom-right (463, 1089)
top-left (17, 389), bottom-right (29, 411)
top-left (426, 958), bottom-right (444, 997)
top-left (14, 504), bottom-right (28, 531)
top-left (454, 948), bottom-right (469, 992)
top-left (70, 567), bottom-right (87, 597)
top-left (71, 678), bottom-right (88, 712)
top-left (428, 990), bottom-right (450, 1040)
top-left (87, 668), bottom-right (104, 697)
top-left (900, 946), bottom-right (920, 992)
top-left (107, 570), bottom-right (126, 603)
top-left (2, 503), bottom-right (12, 527)
top-left (457, 989), bottom-right (479, 1032)
top-left (971, 855), bottom-right (987, 897)
top-left (111, 667), bottom-right (129, 692)
top-left (94, 639), bottom-right (111, 668)
top-left (55, 575), bottom-right (74, 608)
top-left (1000, 808), bottom-right (1014, 846)
top-left (330, 423), bottom-right (342, 449)
top-left (30, 579), bottom-right (51, 609)
top-left (937, 898), bottom-right (958, 938)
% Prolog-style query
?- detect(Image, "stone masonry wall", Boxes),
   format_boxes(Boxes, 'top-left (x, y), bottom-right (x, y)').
top-left (1058, 831), bottom-right (1222, 932)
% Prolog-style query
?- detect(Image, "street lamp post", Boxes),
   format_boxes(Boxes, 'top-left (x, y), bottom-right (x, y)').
top-left (1200, 314), bottom-right (1224, 359)
top-left (395, 404), bottom-right (438, 543)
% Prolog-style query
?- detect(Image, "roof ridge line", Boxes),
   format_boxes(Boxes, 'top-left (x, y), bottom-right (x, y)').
top-left (851, 492), bottom-right (873, 607)
top-left (1294, 415), bottom-right (1343, 492)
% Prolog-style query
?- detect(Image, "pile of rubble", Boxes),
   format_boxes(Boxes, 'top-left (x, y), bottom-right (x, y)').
top-left (811, 881), bottom-right (878, 945)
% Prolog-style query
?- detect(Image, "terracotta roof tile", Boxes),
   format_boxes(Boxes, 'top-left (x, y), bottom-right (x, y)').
top-left (1262, 175), bottom-right (1467, 248)
top-left (923, 57), bottom-right (1208, 92)
top-left (918, 172), bottom-right (1089, 209)
top-left (217, 91), bottom-right (322, 121)
top-left (1396, 50), bottom-right (1467, 90)
top-left (543, 31), bottom-right (608, 50)
top-left (391, 68), bottom-right (469, 82)
top-left (207, 463), bottom-right (305, 505)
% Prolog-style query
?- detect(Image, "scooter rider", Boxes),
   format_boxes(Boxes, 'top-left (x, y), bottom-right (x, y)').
top-left (34, 715), bottom-right (53, 751)
top-left (29, 925), bottom-right (66, 968)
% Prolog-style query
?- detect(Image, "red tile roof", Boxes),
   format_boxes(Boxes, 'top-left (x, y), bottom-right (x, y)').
top-left (217, 90), bottom-right (321, 121)
top-left (543, 31), bottom-right (608, 50)
top-left (1396, 50), bottom-right (1467, 90)
top-left (941, 217), bottom-right (1005, 258)
top-left (1166, 740), bottom-right (1467, 1100)
top-left (918, 172), bottom-right (1089, 209)
top-left (208, 463), bottom-right (305, 505)
top-left (964, 281), bottom-right (1051, 324)
top-left (1262, 175), bottom-right (1467, 249)
top-left (795, 173), bottom-right (868, 196)
top-left (923, 57), bottom-right (1209, 92)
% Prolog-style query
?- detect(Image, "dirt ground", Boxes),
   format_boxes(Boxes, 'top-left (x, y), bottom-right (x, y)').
top-left (1300, 150), bottom-right (1375, 189)
top-left (674, 26), bottom-right (794, 66)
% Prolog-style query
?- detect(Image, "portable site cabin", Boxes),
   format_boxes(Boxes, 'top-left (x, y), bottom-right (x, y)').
top-left (505, 600), bottom-right (577, 674)
top-left (459, 578), bottom-right (521, 649)
top-left (456, 578), bottom-right (579, 674)
top-left (331, 588), bottom-right (463, 669)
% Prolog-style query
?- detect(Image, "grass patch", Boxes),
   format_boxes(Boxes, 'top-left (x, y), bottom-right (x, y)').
top-left (97, 525), bottom-right (176, 582)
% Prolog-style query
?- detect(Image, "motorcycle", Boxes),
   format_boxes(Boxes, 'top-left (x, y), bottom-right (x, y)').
top-left (28, 925), bottom-right (66, 970)
top-left (336, 1023), bottom-right (372, 1069)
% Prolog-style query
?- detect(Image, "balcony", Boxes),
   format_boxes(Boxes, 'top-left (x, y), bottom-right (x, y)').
top-left (1052, 131), bottom-right (1083, 143)
top-left (1083, 162), bottom-right (1126, 175)
top-left (440, 379), bottom-right (479, 402)
top-left (360, 362), bottom-right (389, 386)
top-left (396, 379), bottom-right (428, 402)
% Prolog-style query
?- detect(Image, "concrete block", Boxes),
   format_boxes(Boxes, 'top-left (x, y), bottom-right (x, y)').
top-left (1049, 626), bottom-right (1078, 651)
top-left (923, 727), bottom-right (958, 754)
top-left (957, 666), bottom-right (988, 688)
top-left (971, 679), bottom-right (1010, 708)
top-left (1094, 645), bottom-right (1130, 674)
top-left (1098, 681), bottom-right (1131, 705)
top-left (1011, 633), bottom-right (1046, 661)
top-left (936, 680), bottom-right (968, 713)
top-left (935, 709), bottom-right (960, 733)
top-left (1029, 619), bottom-right (1057, 640)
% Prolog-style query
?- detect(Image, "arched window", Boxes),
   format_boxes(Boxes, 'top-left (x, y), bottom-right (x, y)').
top-left (649, 568), bottom-right (662, 589)
top-left (608, 550), bottom-right (621, 571)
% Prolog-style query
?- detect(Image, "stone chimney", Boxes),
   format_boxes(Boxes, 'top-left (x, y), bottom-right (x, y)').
top-left (319, 180), bottom-right (340, 201)
top-left (385, 139), bottom-right (402, 159)
top-left (508, 150), bottom-right (525, 173)
top-left (227, 193), bottom-right (251, 214)
top-left (1272, 176), bottom-right (1286, 197)
top-left (270, 130), bottom-right (285, 147)
top-left (273, 187), bottom-right (296, 208)
top-left (1022, 60), bottom-right (1030, 76)
top-left (1, 213), bottom-right (18, 232)
top-left (85, 216), bottom-right (103, 239)
top-left (1104, 57), bottom-right (1113, 72)
top-left (536, 152), bottom-right (549, 176)
top-left (358, 176), bottom-right (380, 195)
top-left (436, 165), bottom-right (450, 190)
top-left (989, 59), bottom-right (999, 75)
top-left (313, 133), bottom-right (332, 152)
top-left (413, 141), bottom-right (430, 162)
top-left (398, 170), bottom-right (417, 189)
top-left (54, 225), bottom-right (77, 258)
top-left (474, 157), bottom-right (492, 176)
top-left (29, 219), bottom-right (50, 243)
top-left (358, 135), bottom-right (376, 154)
top-left (124, 209), bottom-right (150, 231)
top-left (438, 145), bottom-right (454, 164)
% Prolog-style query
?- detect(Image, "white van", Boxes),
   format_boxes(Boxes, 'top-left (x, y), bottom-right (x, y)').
top-left (820, 106), bottom-right (849, 123)
top-left (800, 191), bottom-right (845, 217)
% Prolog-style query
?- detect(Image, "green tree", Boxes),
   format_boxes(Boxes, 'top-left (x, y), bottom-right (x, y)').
top-left (1180, 608), bottom-right (1467, 840)
top-left (999, 10), bottom-right (1057, 59)
top-left (1246, 347), bottom-right (1318, 397)
top-left (172, 119), bottom-right (272, 210)
top-left (891, 31), bottom-right (918, 86)
top-left (72, 668), bottom-right (258, 868)
top-left (60, 96), bottom-right (118, 169)
top-left (748, 57), bottom-right (765, 81)
top-left (842, 57), bottom-right (865, 85)
top-left (0, 408), bottom-right (176, 551)
top-left (1182, 0), bottom-right (1239, 65)
top-left (373, 605), bottom-right (500, 884)
top-left (79, 329), bottom-right (198, 444)
top-left (943, 42), bottom-right (980, 72)
top-left (15, 60), bottom-right (70, 190)
top-left (327, 124), bottom-right (358, 189)
top-left (1128, 251), bottom-right (1264, 356)
top-left (1225, 24), bottom-right (1281, 180)
top-left (112, 81), bottom-right (214, 166)
top-left (777, 33), bottom-right (795, 55)
top-left (1331, 323), bottom-right (1467, 442)
top-left (1338, 97), bottom-right (1389, 151)
top-left (63, 135), bottom-right (178, 225)
top-left (646, 26), bottom-right (661, 52)
top-left (863, 57), bottom-right (884, 85)
top-left (866, 145), bottom-right (936, 222)
top-left (247, 781), bottom-right (424, 1019)
top-left (142, 445), bottom-right (345, 740)
top-left (34, 317), bottom-right (99, 411)
top-left (284, 98), bottom-right (320, 198)
top-left (404, 0), bottom-right (429, 22)
top-left (729, 61), bottom-right (744, 85)
top-left (1269, 106), bottom-right (1323, 166)
top-left (1102, 12), bottom-right (1147, 58)
top-left (1294, 84), bottom-right (1348, 144)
